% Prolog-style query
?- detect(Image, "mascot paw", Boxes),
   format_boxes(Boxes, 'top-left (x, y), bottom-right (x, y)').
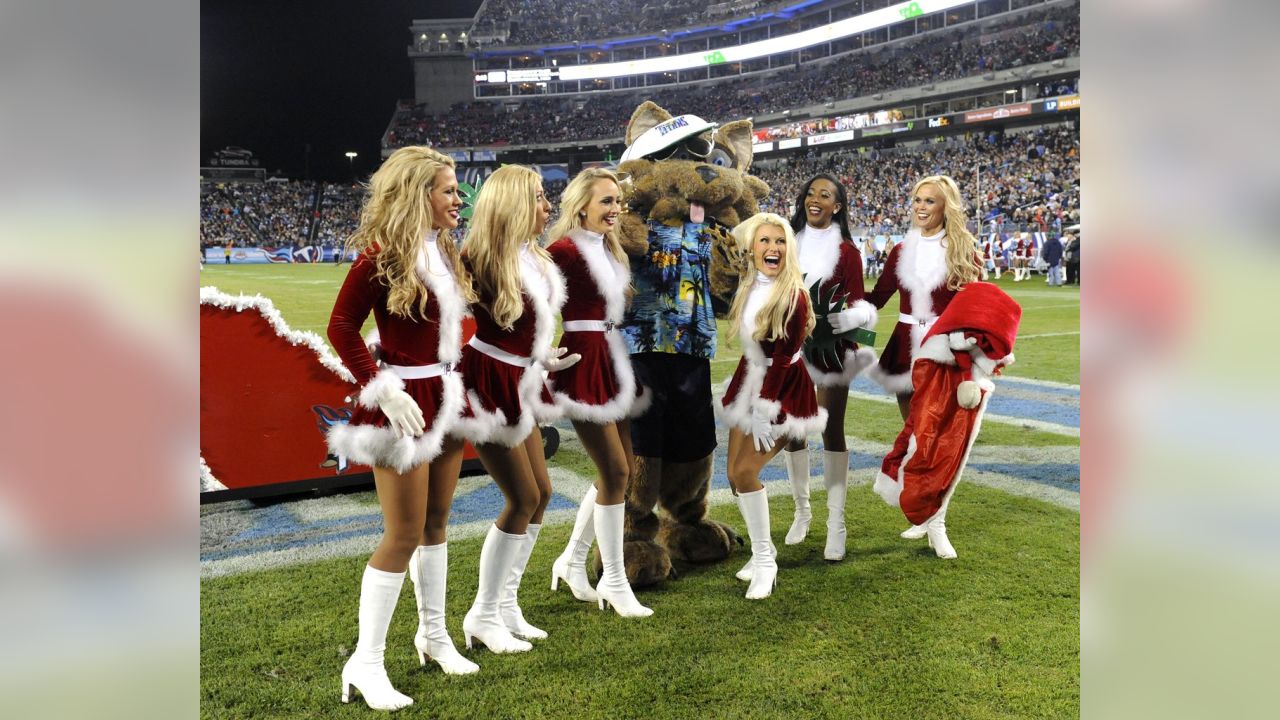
top-left (593, 539), bottom-right (674, 589)
top-left (658, 516), bottom-right (742, 565)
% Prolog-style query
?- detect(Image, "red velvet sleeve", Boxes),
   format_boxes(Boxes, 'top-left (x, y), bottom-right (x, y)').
top-left (866, 244), bottom-right (901, 309)
top-left (840, 243), bottom-right (866, 302)
top-left (327, 254), bottom-right (382, 385)
top-left (759, 292), bottom-right (810, 404)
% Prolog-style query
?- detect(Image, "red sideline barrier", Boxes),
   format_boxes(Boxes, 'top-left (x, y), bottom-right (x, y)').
top-left (199, 288), bottom-right (480, 502)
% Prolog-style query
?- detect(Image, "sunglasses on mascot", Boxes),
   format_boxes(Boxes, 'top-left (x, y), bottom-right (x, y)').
top-left (651, 135), bottom-right (714, 161)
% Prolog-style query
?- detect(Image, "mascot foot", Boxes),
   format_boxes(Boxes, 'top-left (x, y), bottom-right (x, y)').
top-left (594, 539), bottom-right (673, 589)
top-left (659, 516), bottom-right (742, 565)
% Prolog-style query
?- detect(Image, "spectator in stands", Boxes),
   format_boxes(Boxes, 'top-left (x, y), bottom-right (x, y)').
top-left (1064, 231), bottom-right (1080, 285)
top-left (1042, 232), bottom-right (1064, 286)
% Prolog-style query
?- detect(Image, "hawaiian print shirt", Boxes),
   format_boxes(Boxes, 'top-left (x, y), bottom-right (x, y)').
top-left (621, 219), bottom-right (719, 359)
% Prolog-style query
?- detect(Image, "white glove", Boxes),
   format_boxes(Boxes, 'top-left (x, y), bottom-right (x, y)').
top-left (750, 407), bottom-right (775, 453)
top-left (541, 346), bottom-right (582, 372)
top-left (378, 389), bottom-right (425, 439)
top-left (829, 304), bottom-right (871, 333)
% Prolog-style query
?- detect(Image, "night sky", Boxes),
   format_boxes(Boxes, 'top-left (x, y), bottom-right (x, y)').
top-left (201, 1), bottom-right (482, 181)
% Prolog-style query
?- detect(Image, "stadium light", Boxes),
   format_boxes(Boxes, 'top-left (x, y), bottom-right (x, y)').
top-left (345, 151), bottom-right (358, 178)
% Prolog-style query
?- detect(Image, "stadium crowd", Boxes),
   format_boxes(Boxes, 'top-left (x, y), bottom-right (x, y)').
top-left (753, 125), bottom-right (1079, 234)
top-left (387, 2), bottom-right (1076, 150)
top-left (474, 0), bottom-right (773, 47)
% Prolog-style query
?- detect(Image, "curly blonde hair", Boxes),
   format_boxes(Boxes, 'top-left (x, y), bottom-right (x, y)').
top-left (462, 165), bottom-right (550, 329)
top-left (727, 213), bottom-right (815, 343)
top-left (911, 174), bottom-right (981, 290)
top-left (344, 146), bottom-right (474, 317)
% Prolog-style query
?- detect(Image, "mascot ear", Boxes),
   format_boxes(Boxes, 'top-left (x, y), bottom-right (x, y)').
top-left (626, 101), bottom-right (674, 147)
top-left (716, 119), bottom-right (755, 172)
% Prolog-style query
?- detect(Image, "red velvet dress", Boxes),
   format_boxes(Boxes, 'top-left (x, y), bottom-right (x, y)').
top-left (546, 230), bottom-right (647, 423)
top-left (325, 239), bottom-right (467, 472)
top-left (717, 281), bottom-right (825, 442)
top-left (865, 228), bottom-right (962, 395)
top-left (795, 224), bottom-right (878, 387)
top-left (451, 251), bottom-right (566, 448)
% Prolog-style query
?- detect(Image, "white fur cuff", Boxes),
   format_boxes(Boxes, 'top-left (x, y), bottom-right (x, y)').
top-left (357, 369), bottom-right (405, 410)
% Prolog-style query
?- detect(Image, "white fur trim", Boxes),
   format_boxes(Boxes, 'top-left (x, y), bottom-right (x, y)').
top-left (866, 362), bottom-right (915, 395)
top-left (873, 433), bottom-right (917, 508)
top-left (714, 358), bottom-right (826, 442)
top-left (552, 330), bottom-right (638, 424)
top-left (199, 456), bottom-right (227, 492)
top-left (523, 258), bottom-right (567, 365)
top-left (914, 332), bottom-right (1016, 382)
top-left (798, 225), bottom-right (842, 285)
top-left (569, 228), bottom-right (630, 324)
top-left (805, 345), bottom-right (878, 388)
top-left (415, 246), bottom-right (467, 364)
top-left (629, 384), bottom-right (653, 418)
top-left (199, 286), bottom-right (355, 383)
top-left (327, 371), bottom-right (466, 472)
top-left (356, 368), bottom-right (406, 410)
top-left (896, 228), bottom-right (947, 322)
top-left (851, 299), bottom-right (878, 330)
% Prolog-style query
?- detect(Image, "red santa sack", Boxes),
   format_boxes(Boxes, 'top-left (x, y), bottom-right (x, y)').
top-left (873, 282), bottom-right (1022, 524)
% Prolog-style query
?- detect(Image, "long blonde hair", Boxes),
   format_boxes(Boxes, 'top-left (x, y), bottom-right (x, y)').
top-left (462, 164), bottom-right (550, 329)
top-left (911, 174), bottom-right (981, 290)
top-left (547, 167), bottom-right (627, 265)
top-left (344, 146), bottom-right (474, 317)
top-left (727, 213), bottom-right (815, 343)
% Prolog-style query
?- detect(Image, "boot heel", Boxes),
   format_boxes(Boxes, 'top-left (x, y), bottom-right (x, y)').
top-left (464, 633), bottom-right (475, 651)
top-left (551, 574), bottom-right (560, 592)
top-left (416, 648), bottom-right (427, 666)
top-left (597, 596), bottom-right (607, 612)
top-left (341, 681), bottom-right (351, 703)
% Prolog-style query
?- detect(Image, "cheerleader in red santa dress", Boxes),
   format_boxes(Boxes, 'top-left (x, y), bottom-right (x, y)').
top-left (866, 174), bottom-right (983, 421)
top-left (326, 147), bottom-right (476, 711)
top-left (449, 165), bottom-right (579, 654)
top-left (717, 212), bottom-right (826, 600)
top-left (542, 168), bottom-right (653, 618)
top-left (769, 174), bottom-right (877, 563)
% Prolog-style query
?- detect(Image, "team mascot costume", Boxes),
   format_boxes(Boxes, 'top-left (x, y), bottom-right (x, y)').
top-left (873, 281), bottom-right (1021, 558)
top-left (606, 101), bottom-right (769, 586)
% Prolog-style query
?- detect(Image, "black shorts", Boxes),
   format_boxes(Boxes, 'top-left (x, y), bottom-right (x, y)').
top-left (629, 352), bottom-right (717, 463)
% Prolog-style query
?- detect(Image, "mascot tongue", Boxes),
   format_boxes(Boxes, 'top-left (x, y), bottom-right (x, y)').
top-left (689, 202), bottom-right (705, 223)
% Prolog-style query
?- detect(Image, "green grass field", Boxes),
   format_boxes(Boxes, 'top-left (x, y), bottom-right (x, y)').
top-left (200, 263), bottom-right (1079, 719)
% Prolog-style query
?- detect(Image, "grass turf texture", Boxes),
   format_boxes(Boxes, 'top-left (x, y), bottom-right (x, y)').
top-left (201, 484), bottom-right (1078, 720)
top-left (200, 264), bottom-right (1079, 717)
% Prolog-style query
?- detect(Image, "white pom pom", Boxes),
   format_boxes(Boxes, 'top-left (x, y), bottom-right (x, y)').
top-left (956, 380), bottom-right (982, 409)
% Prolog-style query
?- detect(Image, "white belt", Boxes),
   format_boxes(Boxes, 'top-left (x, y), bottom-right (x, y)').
top-left (899, 313), bottom-right (937, 327)
top-left (562, 319), bottom-right (616, 333)
top-left (764, 350), bottom-right (804, 367)
top-left (388, 362), bottom-right (453, 379)
top-left (467, 337), bottom-right (535, 368)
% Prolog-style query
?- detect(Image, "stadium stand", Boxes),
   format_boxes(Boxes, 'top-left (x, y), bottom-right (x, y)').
top-left (386, 1), bottom-right (1078, 150)
top-left (753, 124), bottom-right (1078, 234)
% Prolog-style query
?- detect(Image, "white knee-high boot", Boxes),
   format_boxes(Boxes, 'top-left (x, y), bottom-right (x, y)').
top-left (463, 525), bottom-right (533, 653)
top-left (410, 544), bottom-right (478, 675)
top-left (500, 523), bottom-right (546, 640)
top-left (341, 565), bottom-right (414, 711)
top-left (550, 484), bottom-right (598, 602)
top-left (823, 450), bottom-right (850, 561)
top-left (594, 502), bottom-right (653, 617)
top-left (737, 488), bottom-right (777, 600)
top-left (783, 449), bottom-right (812, 545)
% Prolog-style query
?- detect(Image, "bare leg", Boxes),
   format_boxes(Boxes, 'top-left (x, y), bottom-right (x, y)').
top-left (368, 464), bottom-right (431, 572)
top-left (422, 436), bottom-right (465, 545)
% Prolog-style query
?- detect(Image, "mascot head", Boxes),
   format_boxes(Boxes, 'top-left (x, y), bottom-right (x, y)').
top-left (617, 101), bottom-right (769, 232)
